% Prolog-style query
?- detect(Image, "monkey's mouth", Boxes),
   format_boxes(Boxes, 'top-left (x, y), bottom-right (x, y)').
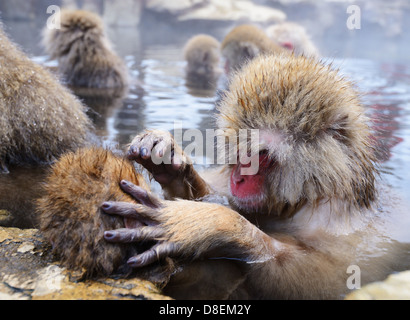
top-left (230, 150), bottom-right (275, 211)
top-left (231, 193), bottom-right (267, 212)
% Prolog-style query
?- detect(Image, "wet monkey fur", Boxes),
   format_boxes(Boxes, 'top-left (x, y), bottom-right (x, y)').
top-left (0, 26), bottom-right (92, 173)
top-left (37, 148), bottom-right (154, 278)
top-left (42, 9), bottom-right (128, 88)
top-left (37, 55), bottom-right (403, 299)
top-left (0, 25), bottom-right (92, 227)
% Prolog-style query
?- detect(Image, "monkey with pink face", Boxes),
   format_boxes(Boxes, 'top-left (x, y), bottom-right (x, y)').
top-left (38, 54), bottom-right (407, 299)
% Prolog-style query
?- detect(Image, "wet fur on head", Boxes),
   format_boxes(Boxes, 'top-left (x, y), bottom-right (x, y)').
top-left (37, 147), bottom-right (149, 277)
top-left (42, 9), bottom-right (128, 88)
top-left (217, 54), bottom-right (377, 217)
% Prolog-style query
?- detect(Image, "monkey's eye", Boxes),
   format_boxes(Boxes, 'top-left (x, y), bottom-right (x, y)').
top-left (259, 150), bottom-right (276, 170)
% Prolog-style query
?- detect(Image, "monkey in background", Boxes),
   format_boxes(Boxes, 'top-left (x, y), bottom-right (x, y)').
top-left (221, 24), bottom-right (286, 74)
top-left (183, 34), bottom-right (221, 89)
top-left (266, 22), bottom-right (320, 58)
top-left (36, 54), bottom-right (408, 299)
top-left (42, 9), bottom-right (128, 89)
top-left (0, 25), bottom-right (93, 227)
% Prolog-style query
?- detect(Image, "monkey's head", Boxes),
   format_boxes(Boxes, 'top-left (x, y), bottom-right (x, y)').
top-left (221, 25), bottom-right (284, 73)
top-left (217, 54), bottom-right (377, 217)
top-left (183, 34), bottom-right (221, 77)
top-left (43, 9), bottom-right (107, 60)
top-left (266, 22), bottom-right (319, 58)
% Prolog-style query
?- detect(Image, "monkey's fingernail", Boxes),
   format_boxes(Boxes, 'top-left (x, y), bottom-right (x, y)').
top-left (128, 145), bottom-right (139, 156)
top-left (128, 257), bottom-right (142, 267)
top-left (120, 180), bottom-right (130, 187)
top-left (104, 231), bottom-right (114, 239)
top-left (102, 202), bottom-right (112, 210)
top-left (140, 148), bottom-right (148, 157)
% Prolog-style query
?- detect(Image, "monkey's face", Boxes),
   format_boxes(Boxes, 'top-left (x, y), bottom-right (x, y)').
top-left (217, 54), bottom-right (376, 217)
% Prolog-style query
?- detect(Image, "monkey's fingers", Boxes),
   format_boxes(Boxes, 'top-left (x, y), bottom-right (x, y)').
top-left (104, 226), bottom-right (165, 243)
top-left (128, 130), bottom-right (173, 162)
top-left (101, 200), bottom-right (158, 226)
top-left (119, 180), bottom-right (162, 209)
top-left (127, 242), bottom-right (179, 268)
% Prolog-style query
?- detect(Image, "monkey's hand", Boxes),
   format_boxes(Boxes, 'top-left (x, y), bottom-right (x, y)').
top-left (103, 180), bottom-right (281, 268)
top-left (128, 129), bottom-right (209, 200)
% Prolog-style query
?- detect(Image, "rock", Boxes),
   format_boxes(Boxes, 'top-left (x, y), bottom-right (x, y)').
top-left (146, 0), bottom-right (286, 23)
top-left (0, 227), bottom-right (171, 300)
top-left (345, 271), bottom-right (410, 300)
top-left (103, 0), bottom-right (143, 27)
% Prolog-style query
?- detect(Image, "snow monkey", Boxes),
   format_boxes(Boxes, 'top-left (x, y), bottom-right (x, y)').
top-left (183, 34), bottom-right (221, 88)
top-left (42, 9), bottom-right (128, 88)
top-left (266, 22), bottom-right (320, 58)
top-left (221, 24), bottom-right (286, 73)
top-left (38, 54), bottom-right (403, 299)
top-left (0, 25), bottom-right (92, 227)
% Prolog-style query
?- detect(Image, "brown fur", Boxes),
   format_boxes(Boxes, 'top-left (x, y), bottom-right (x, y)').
top-left (37, 147), bottom-right (150, 277)
top-left (42, 9), bottom-right (128, 88)
top-left (0, 25), bottom-right (92, 173)
top-left (183, 34), bottom-right (221, 84)
top-left (221, 24), bottom-right (286, 72)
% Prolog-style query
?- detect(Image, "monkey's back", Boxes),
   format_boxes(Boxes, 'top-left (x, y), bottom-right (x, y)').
top-left (0, 27), bottom-right (92, 172)
top-left (37, 147), bottom-right (149, 277)
top-left (43, 10), bottom-right (128, 89)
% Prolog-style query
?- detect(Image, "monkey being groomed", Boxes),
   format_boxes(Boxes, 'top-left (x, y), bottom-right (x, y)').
top-left (37, 54), bottom-right (408, 299)
top-left (42, 9), bottom-right (128, 89)
top-left (37, 147), bottom-right (175, 283)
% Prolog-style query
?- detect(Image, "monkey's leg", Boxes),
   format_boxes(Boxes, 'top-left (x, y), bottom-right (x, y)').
top-left (127, 129), bottom-right (210, 200)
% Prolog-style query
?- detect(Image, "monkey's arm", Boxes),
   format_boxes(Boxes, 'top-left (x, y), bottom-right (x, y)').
top-left (127, 129), bottom-right (210, 200)
top-left (102, 180), bottom-right (289, 267)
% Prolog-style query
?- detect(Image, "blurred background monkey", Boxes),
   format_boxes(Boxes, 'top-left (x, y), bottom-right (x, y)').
top-left (42, 9), bottom-right (128, 89)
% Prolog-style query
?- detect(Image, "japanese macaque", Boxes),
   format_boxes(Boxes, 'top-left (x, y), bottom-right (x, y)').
top-left (38, 54), bottom-right (403, 299)
top-left (266, 22), bottom-right (320, 57)
top-left (0, 26), bottom-right (92, 227)
top-left (221, 24), bottom-right (286, 73)
top-left (42, 9), bottom-right (128, 88)
top-left (183, 34), bottom-right (221, 88)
